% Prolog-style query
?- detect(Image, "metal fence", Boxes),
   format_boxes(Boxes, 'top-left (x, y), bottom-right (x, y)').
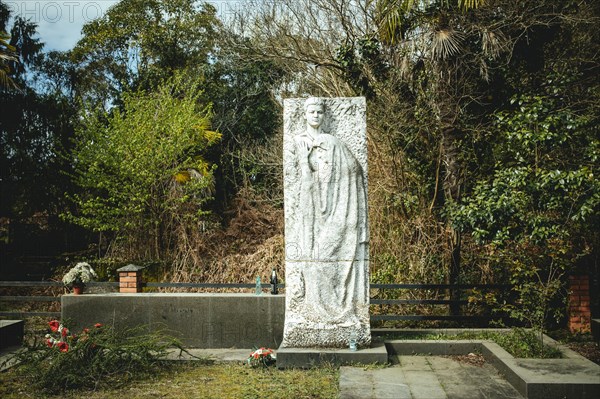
top-left (0, 281), bottom-right (508, 324)
top-left (369, 283), bottom-right (509, 324)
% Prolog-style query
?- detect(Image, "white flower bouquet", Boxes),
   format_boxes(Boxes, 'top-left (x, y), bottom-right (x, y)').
top-left (62, 262), bottom-right (98, 287)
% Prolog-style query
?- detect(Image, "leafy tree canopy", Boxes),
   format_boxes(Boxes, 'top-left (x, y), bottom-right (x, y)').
top-left (70, 0), bottom-right (221, 107)
top-left (65, 75), bottom-right (220, 258)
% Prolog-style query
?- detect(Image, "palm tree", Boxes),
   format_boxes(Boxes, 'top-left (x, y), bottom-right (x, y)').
top-left (370, 0), bottom-right (505, 309)
top-left (373, 0), bottom-right (486, 44)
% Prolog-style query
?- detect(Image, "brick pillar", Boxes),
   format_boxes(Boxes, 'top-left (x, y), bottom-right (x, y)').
top-left (116, 264), bottom-right (145, 293)
top-left (568, 275), bottom-right (591, 333)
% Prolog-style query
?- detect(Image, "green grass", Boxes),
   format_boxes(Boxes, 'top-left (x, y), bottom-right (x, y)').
top-left (0, 362), bottom-right (339, 398)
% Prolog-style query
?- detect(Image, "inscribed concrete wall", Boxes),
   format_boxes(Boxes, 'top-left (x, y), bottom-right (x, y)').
top-left (61, 293), bottom-right (285, 348)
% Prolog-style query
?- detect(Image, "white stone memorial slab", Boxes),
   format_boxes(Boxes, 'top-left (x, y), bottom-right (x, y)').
top-left (282, 97), bottom-right (370, 348)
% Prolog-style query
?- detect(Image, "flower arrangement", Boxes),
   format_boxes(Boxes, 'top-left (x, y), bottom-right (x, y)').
top-left (62, 262), bottom-right (98, 288)
top-left (44, 319), bottom-right (103, 353)
top-left (14, 320), bottom-right (182, 393)
top-left (246, 347), bottom-right (276, 368)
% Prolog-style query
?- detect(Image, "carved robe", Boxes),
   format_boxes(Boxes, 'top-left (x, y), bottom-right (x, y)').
top-left (283, 131), bottom-right (369, 347)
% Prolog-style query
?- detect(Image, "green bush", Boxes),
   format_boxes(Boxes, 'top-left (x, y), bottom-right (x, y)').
top-left (486, 328), bottom-right (561, 359)
top-left (64, 75), bottom-right (220, 259)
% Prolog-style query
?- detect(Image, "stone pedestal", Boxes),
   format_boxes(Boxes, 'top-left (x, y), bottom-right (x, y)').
top-left (276, 342), bottom-right (388, 369)
top-left (117, 264), bottom-right (144, 293)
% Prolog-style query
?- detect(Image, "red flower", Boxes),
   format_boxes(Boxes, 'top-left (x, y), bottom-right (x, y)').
top-left (57, 342), bottom-right (69, 352)
top-left (94, 323), bottom-right (103, 328)
top-left (46, 338), bottom-right (53, 348)
top-left (61, 327), bottom-right (69, 337)
top-left (48, 320), bottom-right (59, 332)
top-left (83, 328), bottom-right (90, 334)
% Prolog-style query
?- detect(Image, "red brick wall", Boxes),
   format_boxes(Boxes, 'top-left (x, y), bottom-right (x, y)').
top-left (568, 275), bottom-right (591, 333)
top-left (119, 271), bottom-right (143, 293)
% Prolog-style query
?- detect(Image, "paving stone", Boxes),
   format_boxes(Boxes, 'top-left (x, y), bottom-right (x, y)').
top-left (372, 367), bottom-right (412, 399)
top-left (339, 367), bottom-right (376, 399)
top-left (430, 357), bottom-right (522, 399)
top-left (340, 367), bottom-right (412, 399)
top-left (398, 355), bottom-right (433, 371)
top-left (340, 356), bottom-right (524, 399)
top-left (403, 370), bottom-right (447, 399)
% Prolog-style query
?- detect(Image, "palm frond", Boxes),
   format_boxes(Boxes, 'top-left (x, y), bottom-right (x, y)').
top-left (431, 29), bottom-right (464, 59)
top-left (479, 58), bottom-right (489, 82)
top-left (0, 68), bottom-right (19, 90)
top-left (481, 29), bottom-right (506, 60)
top-left (372, 0), bottom-right (417, 44)
top-left (0, 31), bottom-right (19, 90)
top-left (458, 0), bottom-right (486, 10)
top-left (0, 51), bottom-right (17, 62)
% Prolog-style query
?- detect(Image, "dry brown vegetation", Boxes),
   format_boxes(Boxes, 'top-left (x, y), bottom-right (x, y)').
top-left (168, 187), bottom-right (285, 284)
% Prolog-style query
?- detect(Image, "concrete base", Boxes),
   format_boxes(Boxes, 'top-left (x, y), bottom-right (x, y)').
top-left (482, 341), bottom-right (600, 399)
top-left (386, 339), bottom-right (600, 399)
top-left (385, 339), bottom-right (482, 356)
top-left (276, 341), bottom-right (388, 368)
top-left (62, 293), bottom-right (285, 348)
top-left (0, 320), bottom-right (24, 349)
top-left (592, 319), bottom-right (600, 343)
top-left (340, 356), bottom-right (523, 399)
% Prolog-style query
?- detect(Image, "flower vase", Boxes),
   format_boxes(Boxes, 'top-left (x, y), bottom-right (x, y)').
top-left (73, 285), bottom-right (84, 295)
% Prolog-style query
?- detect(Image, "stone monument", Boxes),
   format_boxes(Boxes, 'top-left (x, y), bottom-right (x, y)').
top-left (282, 97), bottom-right (370, 348)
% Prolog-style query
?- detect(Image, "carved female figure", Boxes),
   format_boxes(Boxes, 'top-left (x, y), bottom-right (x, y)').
top-left (283, 97), bottom-right (370, 348)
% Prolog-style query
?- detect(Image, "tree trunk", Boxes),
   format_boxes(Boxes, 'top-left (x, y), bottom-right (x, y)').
top-left (441, 126), bottom-right (462, 315)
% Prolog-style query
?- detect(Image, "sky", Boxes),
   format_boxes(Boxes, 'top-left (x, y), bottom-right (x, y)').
top-left (5, 0), bottom-right (242, 52)
top-left (5, 1), bottom-right (119, 51)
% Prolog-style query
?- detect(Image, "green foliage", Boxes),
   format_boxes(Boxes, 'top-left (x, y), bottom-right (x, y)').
top-left (64, 75), bottom-right (220, 256)
top-left (486, 328), bottom-right (562, 359)
top-left (7, 14), bottom-right (43, 80)
top-left (1, 5), bottom-right (76, 221)
top-left (71, 0), bottom-right (220, 106)
top-left (204, 43), bottom-right (284, 203)
top-left (348, 0), bottom-right (600, 328)
top-left (373, 0), bottom-right (486, 45)
top-left (452, 88), bottom-right (598, 246)
top-left (13, 321), bottom-right (181, 394)
top-left (448, 70), bottom-right (598, 331)
top-left (68, 0), bottom-right (284, 209)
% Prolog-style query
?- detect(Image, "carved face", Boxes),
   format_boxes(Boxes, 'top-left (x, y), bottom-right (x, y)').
top-left (305, 104), bottom-right (324, 128)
